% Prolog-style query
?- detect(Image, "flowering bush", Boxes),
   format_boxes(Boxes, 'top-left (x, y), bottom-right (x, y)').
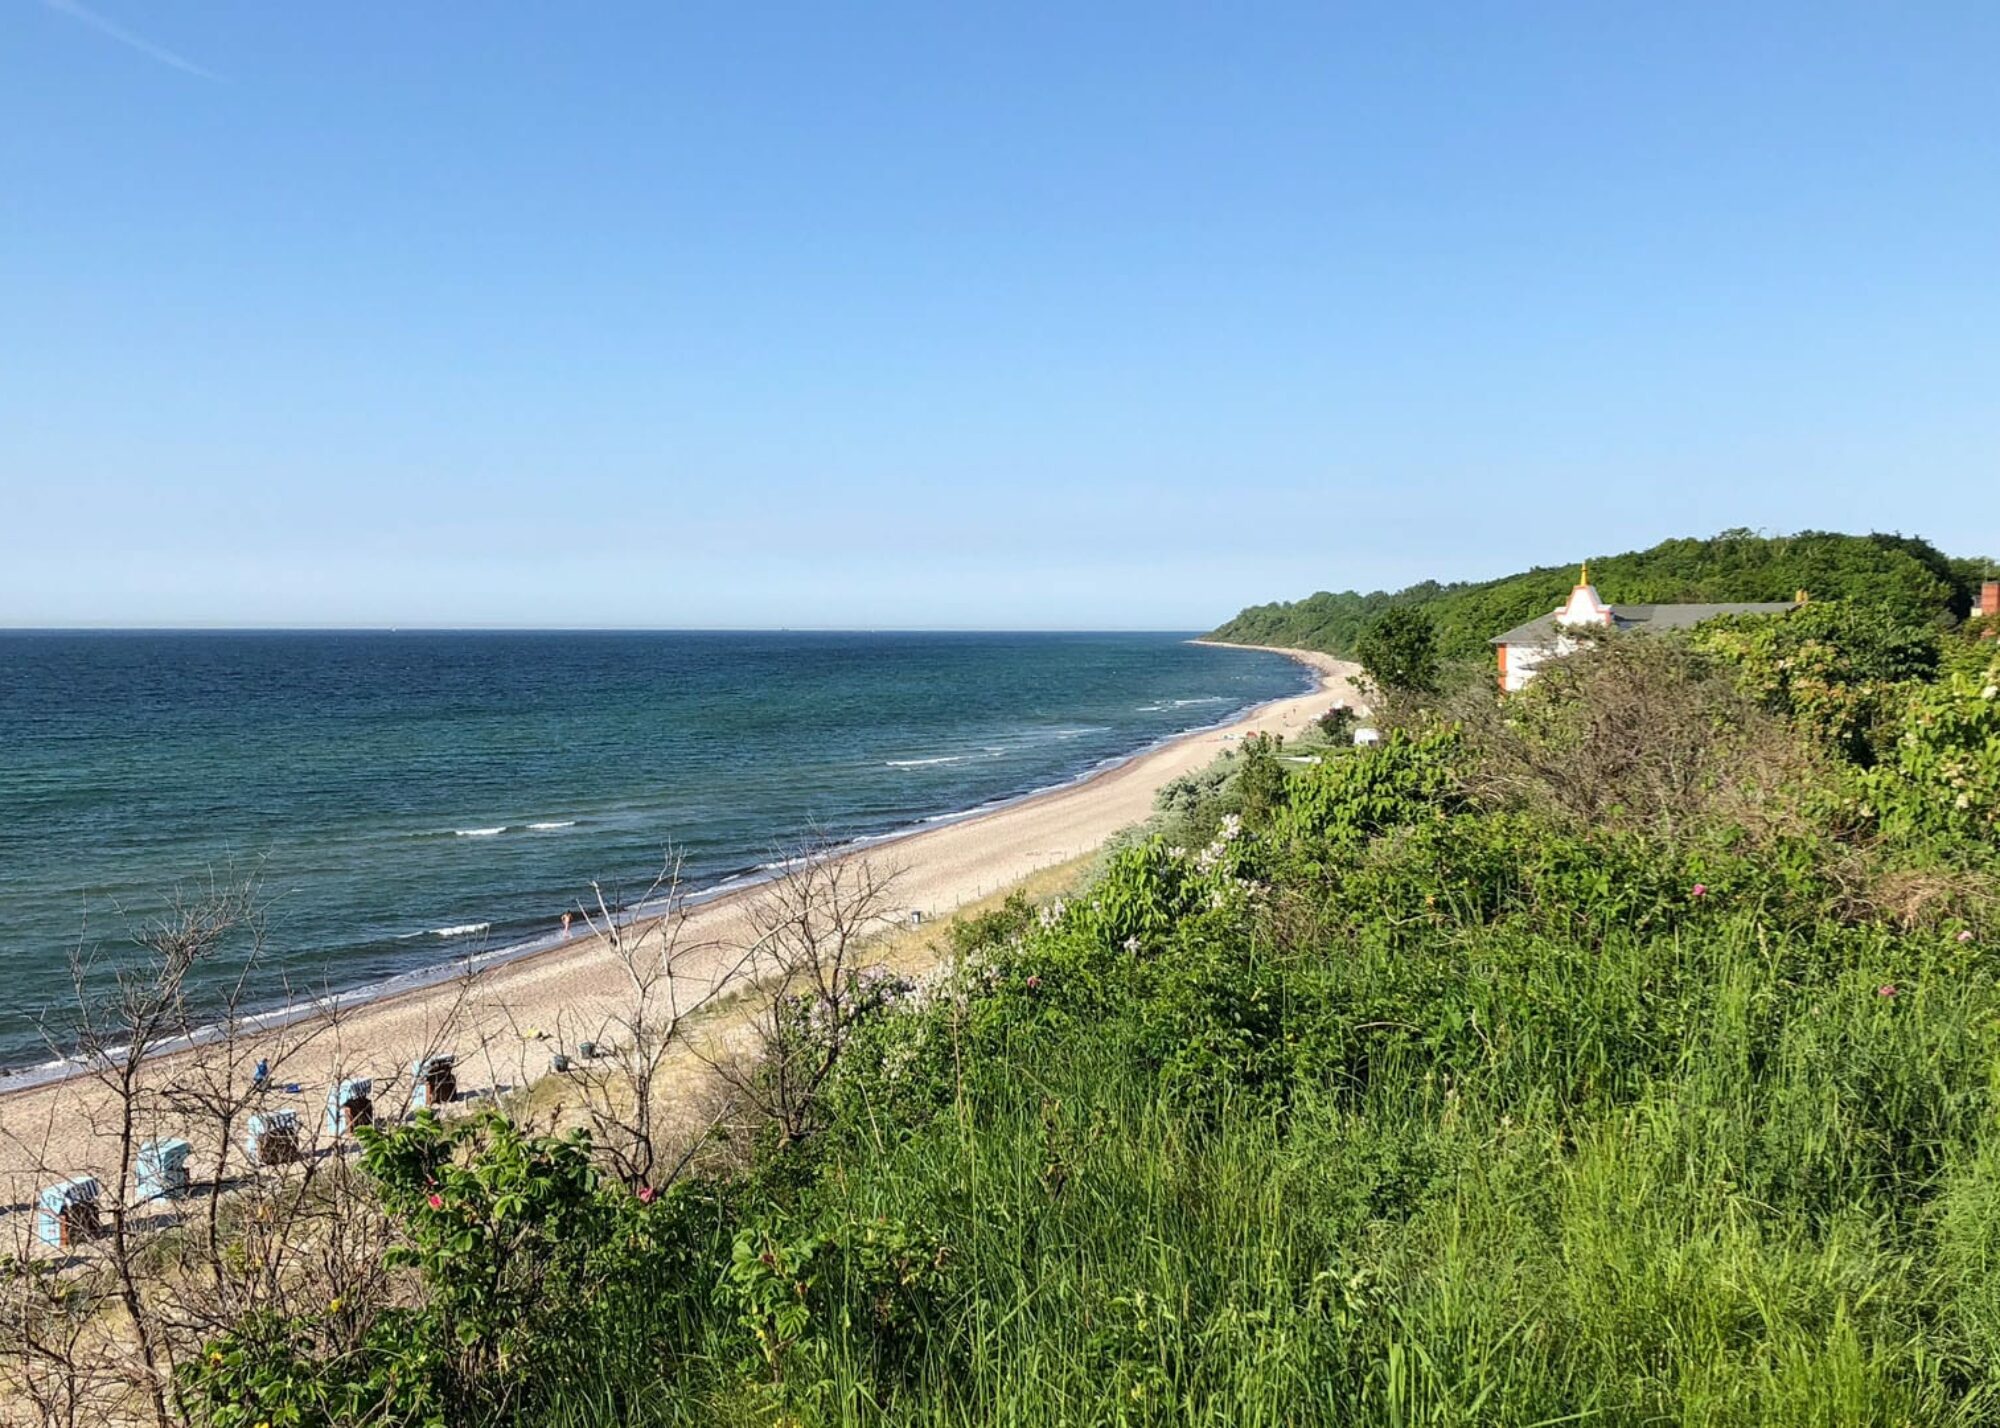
top-left (1860, 662), bottom-right (2000, 850)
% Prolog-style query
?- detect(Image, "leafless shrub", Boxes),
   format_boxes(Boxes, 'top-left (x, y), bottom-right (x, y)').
top-left (1824, 854), bottom-right (2000, 931)
top-left (710, 841), bottom-right (901, 1148)
top-left (1452, 634), bottom-right (1816, 840)
top-left (552, 853), bottom-right (759, 1189)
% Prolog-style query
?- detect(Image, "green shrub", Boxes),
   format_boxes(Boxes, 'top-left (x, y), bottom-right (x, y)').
top-left (1696, 600), bottom-right (1942, 764)
top-left (1861, 661), bottom-right (2000, 851)
top-left (1273, 726), bottom-right (1463, 857)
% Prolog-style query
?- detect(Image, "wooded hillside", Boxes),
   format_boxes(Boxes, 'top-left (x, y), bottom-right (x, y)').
top-left (1211, 529), bottom-right (1989, 660)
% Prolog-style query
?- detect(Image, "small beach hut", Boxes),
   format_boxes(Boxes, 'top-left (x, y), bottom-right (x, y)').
top-left (411, 1054), bottom-right (457, 1109)
top-left (245, 1109), bottom-right (301, 1166)
top-left (35, 1177), bottom-right (102, 1249)
top-left (136, 1138), bottom-right (192, 1202)
top-left (326, 1077), bottom-right (374, 1135)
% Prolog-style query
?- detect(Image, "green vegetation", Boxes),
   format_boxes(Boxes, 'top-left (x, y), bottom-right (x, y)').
top-left (1353, 605), bottom-right (1440, 697)
top-left (1211, 528), bottom-right (1990, 661)
top-left (151, 582), bottom-right (2000, 1427)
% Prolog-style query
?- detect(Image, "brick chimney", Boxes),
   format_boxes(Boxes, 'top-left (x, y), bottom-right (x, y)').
top-left (1983, 580), bottom-right (2000, 620)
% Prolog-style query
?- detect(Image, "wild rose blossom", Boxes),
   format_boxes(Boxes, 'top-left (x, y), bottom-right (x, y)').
top-left (427, 1192), bottom-right (444, 1210)
top-left (1960, 930), bottom-right (1976, 944)
top-left (1877, 984), bottom-right (1898, 999)
top-left (1690, 884), bottom-right (1708, 898)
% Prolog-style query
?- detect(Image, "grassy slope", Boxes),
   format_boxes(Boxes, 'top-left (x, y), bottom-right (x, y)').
top-left (565, 712), bottom-right (2000, 1424)
top-left (166, 622), bottom-right (2000, 1428)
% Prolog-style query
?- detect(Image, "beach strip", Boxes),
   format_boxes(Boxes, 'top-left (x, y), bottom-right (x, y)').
top-left (0, 647), bottom-right (1360, 1200)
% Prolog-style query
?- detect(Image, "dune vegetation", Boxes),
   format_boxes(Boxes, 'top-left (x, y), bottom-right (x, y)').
top-left (17, 579), bottom-right (2000, 1427)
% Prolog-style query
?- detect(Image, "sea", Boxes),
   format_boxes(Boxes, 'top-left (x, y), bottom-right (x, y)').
top-left (0, 631), bottom-right (1307, 1073)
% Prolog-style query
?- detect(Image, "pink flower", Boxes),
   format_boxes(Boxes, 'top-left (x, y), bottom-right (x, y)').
top-left (637, 1185), bottom-right (656, 1204)
top-left (426, 1192), bottom-right (443, 1210)
top-left (1959, 930), bottom-right (1975, 944)
top-left (1877, 984), bottom-right (1898, 999)
top-left (1690, 884), bottom-right (1708, 899)
top-left (1026, 975), bottom-right (1042, 991)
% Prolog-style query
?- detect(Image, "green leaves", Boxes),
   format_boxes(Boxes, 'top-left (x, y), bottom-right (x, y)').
top-left (722, 1212), bottom-right (951, 1407)
top-left (1695, 601), bottom-right (1941, 765)
top-left (1356, 606), bottom-right (1442, 696)
top-left (1860, 662), bottom-right (2000, 850)
top-left (1273, 727), bottom-right (1464, 854)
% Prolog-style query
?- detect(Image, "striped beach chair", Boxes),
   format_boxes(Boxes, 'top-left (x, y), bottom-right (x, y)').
top-left (35, 1177), bottom-right (102, 1249)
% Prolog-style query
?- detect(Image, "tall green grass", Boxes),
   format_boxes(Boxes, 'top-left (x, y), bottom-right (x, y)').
top-left (503, 903), bottom-right (2000, 1425)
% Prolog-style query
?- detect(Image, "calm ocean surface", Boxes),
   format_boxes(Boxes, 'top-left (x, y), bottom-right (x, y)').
top-left (0, 632), bottom-right (1305, 1071)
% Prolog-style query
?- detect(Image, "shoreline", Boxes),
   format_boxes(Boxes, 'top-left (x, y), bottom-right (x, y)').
top-left (0, 644), bottom-right (1361, 1198)
top-left (0, 647), bottom-right (1319, 1096)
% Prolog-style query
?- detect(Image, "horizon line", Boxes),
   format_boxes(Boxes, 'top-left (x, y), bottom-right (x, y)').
top-left (0, 624), bottom-right (1217, 636)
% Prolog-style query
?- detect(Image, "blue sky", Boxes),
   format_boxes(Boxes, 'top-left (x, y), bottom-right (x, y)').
top-left (3, 3), bottom-right (1996, 628)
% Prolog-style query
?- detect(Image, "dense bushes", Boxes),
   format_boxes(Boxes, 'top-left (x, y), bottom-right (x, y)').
top-left (1354, 606), bottom-right (1441, 697)
top-left (1862, 661), bottom-right (2000, 847)
top-left (1694, 600), bottom-right (1943, 765)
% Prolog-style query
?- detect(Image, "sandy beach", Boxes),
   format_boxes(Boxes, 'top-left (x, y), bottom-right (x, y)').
top-left (0, 646), bottom-right (1361, 1210)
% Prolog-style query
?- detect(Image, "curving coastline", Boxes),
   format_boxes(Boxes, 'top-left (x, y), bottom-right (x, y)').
top-left (0, 648), bottom-right (1362, 1199)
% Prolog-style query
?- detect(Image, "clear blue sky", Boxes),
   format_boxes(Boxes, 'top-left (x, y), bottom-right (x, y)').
top-left (3, 3), bottom-right (1996, 629)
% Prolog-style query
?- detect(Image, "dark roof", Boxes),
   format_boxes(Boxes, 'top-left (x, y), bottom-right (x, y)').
top-left (1491, 601), bottom-right (1798, 646)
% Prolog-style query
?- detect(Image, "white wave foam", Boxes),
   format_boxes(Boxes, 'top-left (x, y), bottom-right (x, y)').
top-left (526, 820), bottom-right (576, 831)
top-left (455, 826), bottom-right (506, 837)
top-left (885, 755), bottom-right (963, 768)
top-left (432, 922), bottom-right (491, 938)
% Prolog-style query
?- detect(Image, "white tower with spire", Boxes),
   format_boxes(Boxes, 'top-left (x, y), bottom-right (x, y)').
top-left (1554, 564), bottom-right (1615, 628)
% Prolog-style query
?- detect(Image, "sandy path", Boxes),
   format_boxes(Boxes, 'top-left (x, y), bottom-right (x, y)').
top-left (0, 646), bottom-right (1360, 1208)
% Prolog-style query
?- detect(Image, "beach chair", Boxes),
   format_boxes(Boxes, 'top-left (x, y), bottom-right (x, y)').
top-left (136, 1138), bottom-right (192, 1202)
top-left (411, 1054), bottom-right (457, 1109)
top-left (35, 1177), bottom-right (102, 1249)
top-left (326, 1077), bottom-right (374, 1135)
top-left (245, 1110), bottom-right (301, 1166)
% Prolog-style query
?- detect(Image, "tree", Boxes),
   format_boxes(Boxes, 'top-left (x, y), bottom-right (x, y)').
top-left (1356, 607), bottom-right (1440, 697)
top-left (1234, 733), bottom-right (1288, 828)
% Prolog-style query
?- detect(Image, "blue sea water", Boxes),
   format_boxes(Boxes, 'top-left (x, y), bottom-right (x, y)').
top-left (0, 631), bottom-right (1306, 1071)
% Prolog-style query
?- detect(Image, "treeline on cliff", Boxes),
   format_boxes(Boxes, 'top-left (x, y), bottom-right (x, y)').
top-left (1210, 528), bottom-right (1990, 660)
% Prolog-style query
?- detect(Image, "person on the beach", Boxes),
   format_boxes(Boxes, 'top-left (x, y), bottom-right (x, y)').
top-left (561, 911), bottom-right (572, 936)
top-left (251, 1057), bottom-right (269, 1091)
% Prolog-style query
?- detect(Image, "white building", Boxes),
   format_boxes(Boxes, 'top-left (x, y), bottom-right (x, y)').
top-left (1491, 567), bottom-right (1796, 693)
